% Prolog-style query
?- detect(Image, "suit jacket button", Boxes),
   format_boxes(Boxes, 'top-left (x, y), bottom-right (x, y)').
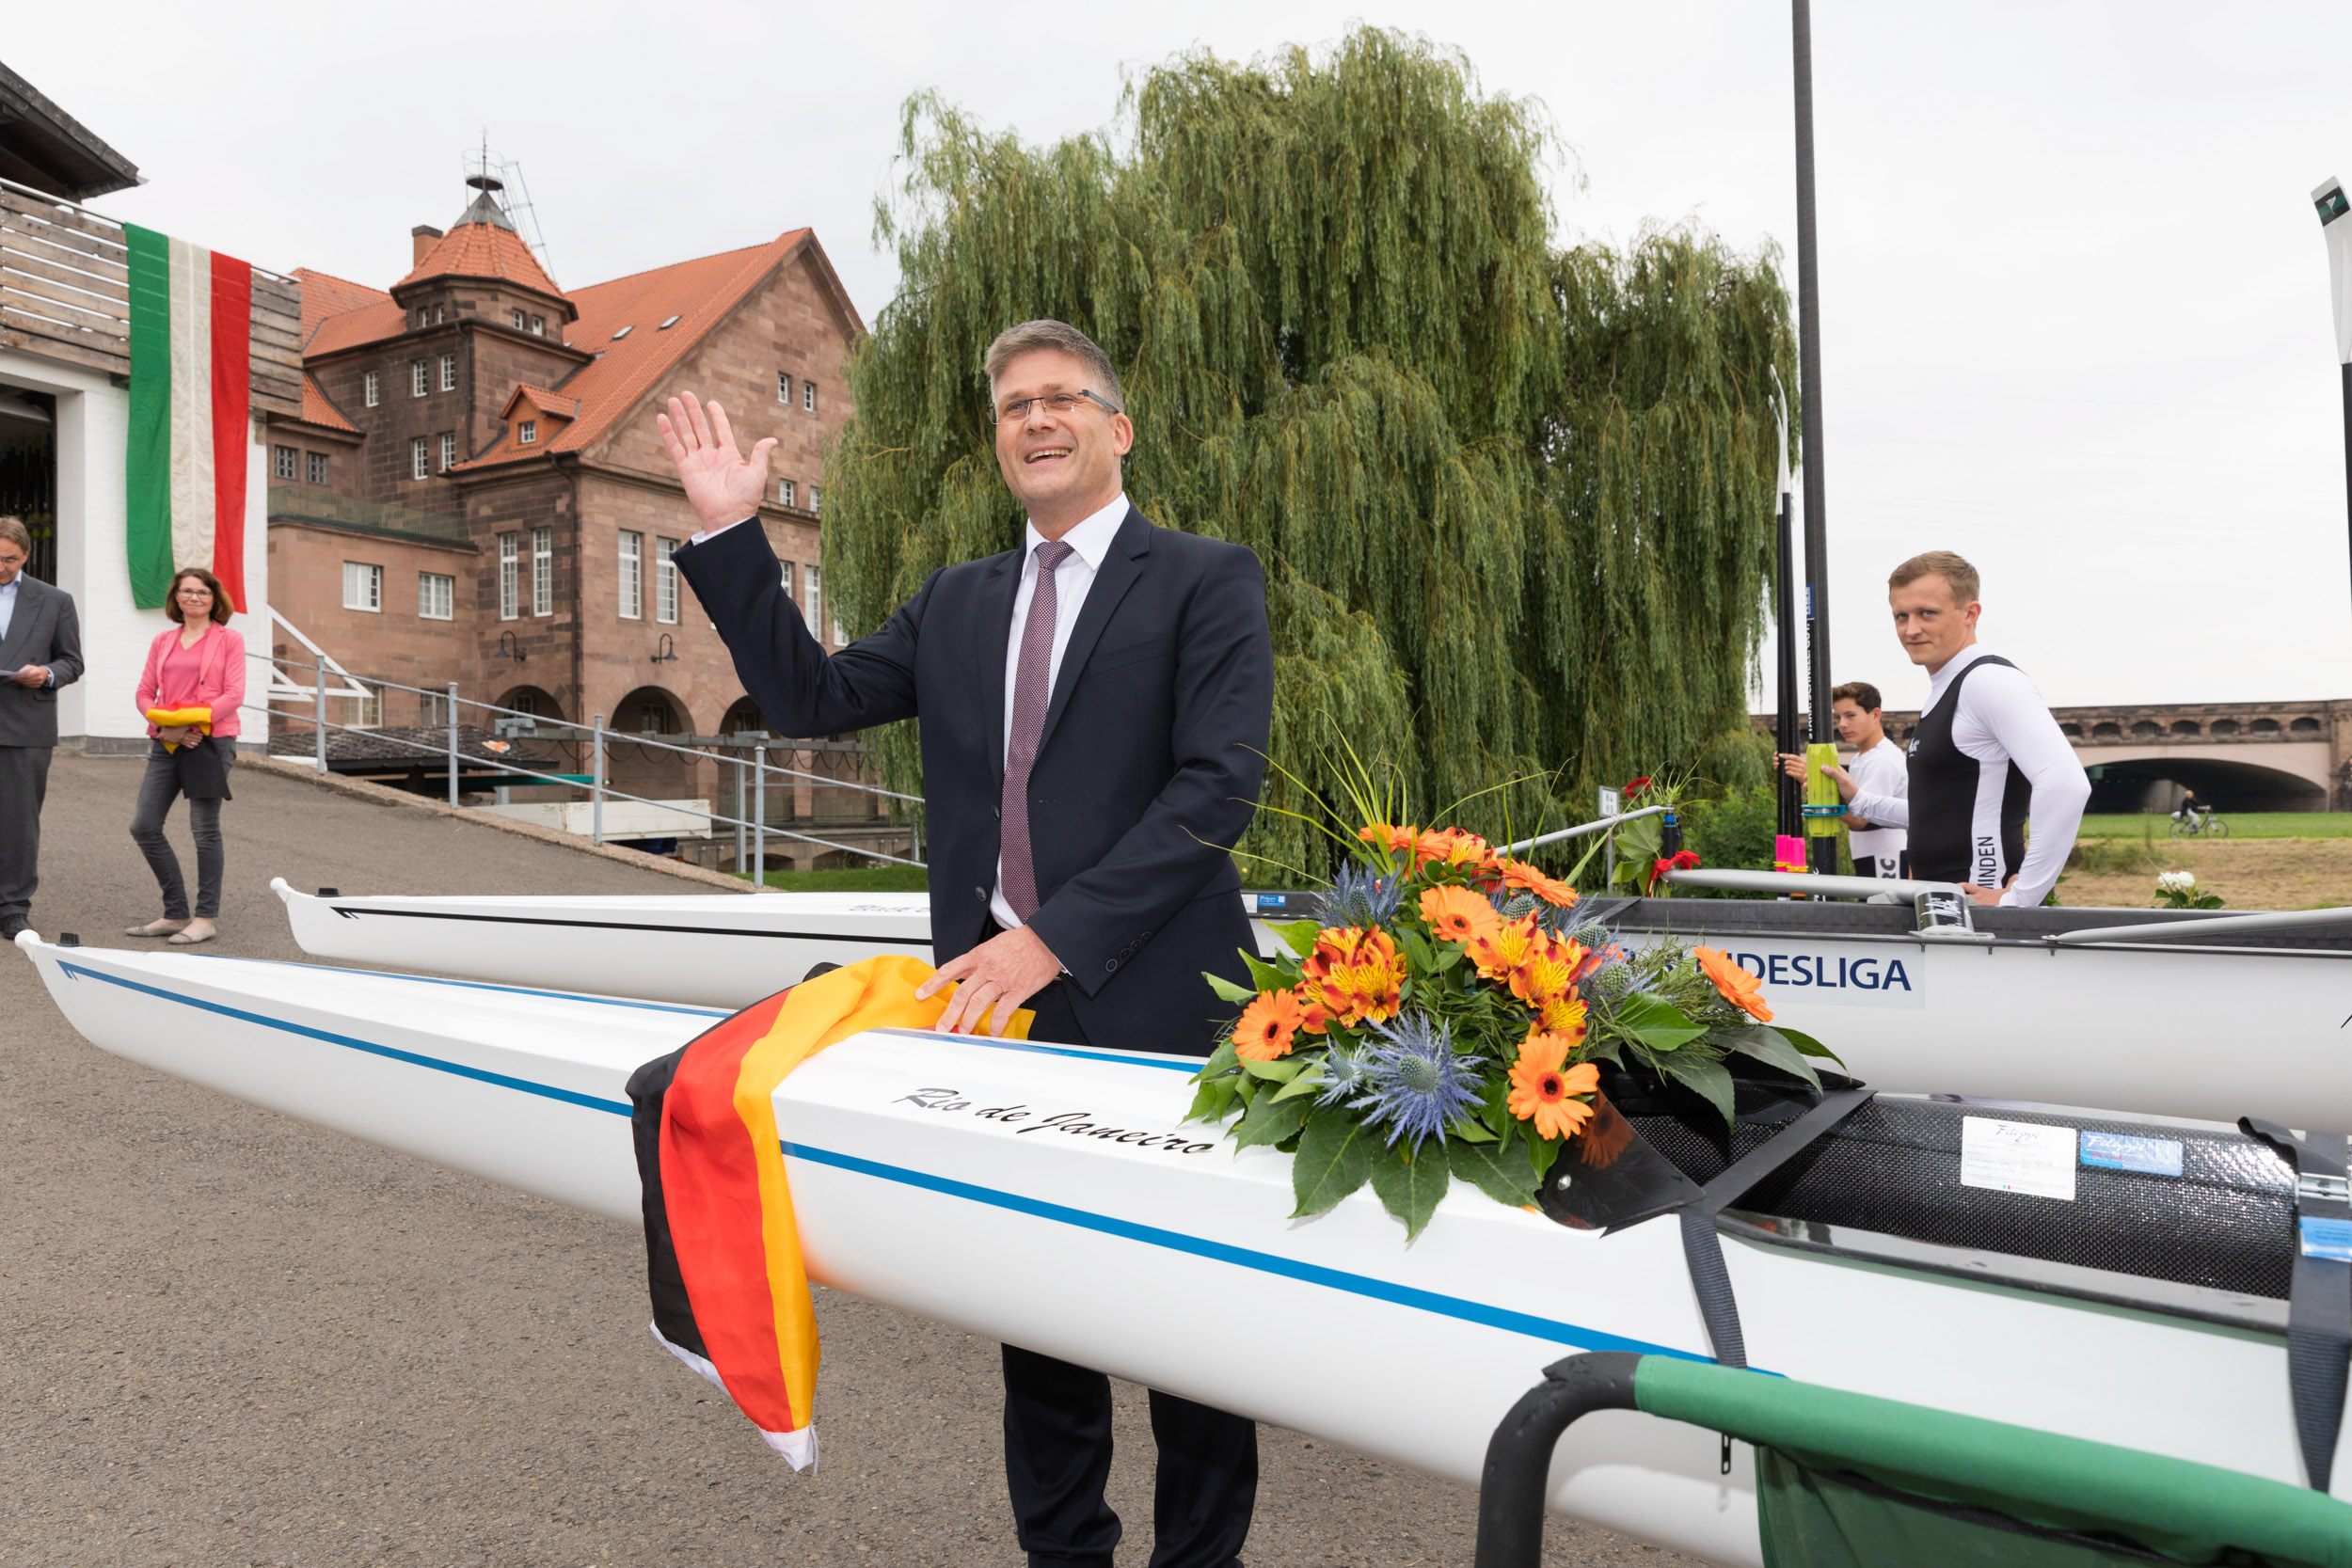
top-left (974, 886), bottom-right (988, 903)
top-left (1104, 958), bottom-right (1119, 973)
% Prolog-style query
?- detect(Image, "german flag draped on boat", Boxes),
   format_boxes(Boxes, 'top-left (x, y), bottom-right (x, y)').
top-left (627, 956), bottom-right (1031, 1467)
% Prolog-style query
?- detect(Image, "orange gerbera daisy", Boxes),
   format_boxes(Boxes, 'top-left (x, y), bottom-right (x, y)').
top-left (1301, 927), bottom-right (1406, 1027)
top-left (1695, 946), bottom-right (1773, 1022)
top-left (1420, 884), bottom-right (1502, 945)
top-left (1501, 859), bottom-right (1580, 909)
top-left (1358, 822), bottom-right (1421, 856)
top-left (1507, 1032), bottom-right (1600, 1142)
top-left (1233, 989), bottom-right (1306, 1060)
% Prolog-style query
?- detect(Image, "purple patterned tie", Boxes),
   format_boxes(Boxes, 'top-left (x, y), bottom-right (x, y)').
top-left (999, 539), bottom-right (1074, 922)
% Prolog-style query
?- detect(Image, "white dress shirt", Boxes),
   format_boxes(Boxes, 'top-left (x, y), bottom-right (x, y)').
top-left (1846, 644), bottom-right (2090, 907)
top-left (1843, 736), bottom-right (1908, 876)
top-left (0, 577), bottom-right (16, 641)
top-left (990, 493), bottom-right (1129, 929)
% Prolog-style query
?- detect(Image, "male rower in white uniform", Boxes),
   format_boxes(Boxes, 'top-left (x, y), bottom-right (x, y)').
top-left (1777, 680), bottom-right (1907, 878)
top-left (1803, 551), bottom-right (2089, 907)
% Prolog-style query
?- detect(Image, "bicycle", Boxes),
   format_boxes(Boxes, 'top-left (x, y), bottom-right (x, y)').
top-left (2169, 808), bottom-right (2230, 839)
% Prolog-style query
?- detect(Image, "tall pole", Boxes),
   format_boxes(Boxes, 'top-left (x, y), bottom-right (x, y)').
top-left (1771, 369), bottom-right (1801, 842)
top-left (2314, 177), bottom-right (2352, 613)
top-left (1792, 0), bottom-right (1836, 877)
top-left (1793, 0), bottom-right (1832, 746)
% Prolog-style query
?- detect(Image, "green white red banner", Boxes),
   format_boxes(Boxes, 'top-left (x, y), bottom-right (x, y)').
top-left (124, 223), bottom-right (251, 611)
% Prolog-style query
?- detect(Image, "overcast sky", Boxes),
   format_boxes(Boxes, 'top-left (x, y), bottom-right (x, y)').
top-left (11, 2), bottom-right (2349, 710)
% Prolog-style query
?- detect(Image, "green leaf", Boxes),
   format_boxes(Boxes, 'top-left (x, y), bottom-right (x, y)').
top-left (1270, 918), bottom-right (1322, 958)
top-left (1724, 1026), bottom-right (1822, 1092)
top-left (1232, 1089), bottom-right (1311, 1149)
top-left (1270, 1067), bottom-right (1327, 1102)
top-left (1768, 1025), bottom-right (1846, 1068)
top-left (1369, 1138), bottom-right (1451, 1240)
top-left (1290, 1107), bottom-right (1377, 1218)
top-left (1242, 953), bottom-right (1295, 993)
top-left (1449, 1134), bottom-right (1540, 1209)
top-left (1618, 993), bottom-right (1707, 1053)
top-left (1657, 1052), bottom-right (1737, 1129)
top-left (1193, 1037), bottom-right (1239, 1082)
top-left (1184, 1075), bottom-right (1242, 1126)
top-left (1448, 1116), bottom-right (1498, 1144)
top-left (1432, 942), bottom-right (1465, 972)
top-left (1203, 971), bottom-right (1257, 1005)
top-left (1399, 926), bottom-right (1438, 972)
top-left (1237, 1054), bottom-right (1303, 1082)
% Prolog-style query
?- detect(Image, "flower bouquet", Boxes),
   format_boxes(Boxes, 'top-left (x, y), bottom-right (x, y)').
top-left (1188, 816), bottom-right (1839, 1238)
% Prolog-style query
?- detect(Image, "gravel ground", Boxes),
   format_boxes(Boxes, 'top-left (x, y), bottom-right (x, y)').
top-left (1, 753), bottom-right (1699, 1568)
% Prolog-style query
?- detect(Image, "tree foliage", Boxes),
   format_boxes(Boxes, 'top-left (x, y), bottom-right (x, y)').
top-left (826, 27), bottom-right (1794, 879)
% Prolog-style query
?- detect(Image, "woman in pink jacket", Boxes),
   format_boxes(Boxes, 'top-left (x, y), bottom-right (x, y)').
top-left (127, 567), bottom-right (246, 944)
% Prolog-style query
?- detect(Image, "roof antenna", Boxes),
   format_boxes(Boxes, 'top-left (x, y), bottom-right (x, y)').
top-left (461, 135), bottom-right (555, 283)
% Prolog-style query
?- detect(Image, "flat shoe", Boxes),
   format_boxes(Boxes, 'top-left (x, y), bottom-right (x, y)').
top-left (167, 927), bottom-right (216, 945)
top-left (127, 919), bottom-right (188, 938)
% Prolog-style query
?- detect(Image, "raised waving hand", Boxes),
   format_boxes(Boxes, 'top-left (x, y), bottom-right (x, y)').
top-left (657, 392), bottom-right (776, 534)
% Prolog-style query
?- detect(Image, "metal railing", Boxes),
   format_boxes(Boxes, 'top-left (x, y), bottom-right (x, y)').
top-left (239, 648), bottom-right (925, 870)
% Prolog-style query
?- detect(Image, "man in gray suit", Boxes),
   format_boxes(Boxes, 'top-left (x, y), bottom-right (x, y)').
top-left (0, 515), bottom-right (83, 940)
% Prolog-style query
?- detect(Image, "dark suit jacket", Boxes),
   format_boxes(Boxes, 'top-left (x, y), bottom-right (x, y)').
top-left (0, 575), bottom-right (84, 749)
top-left (675, 505), bottom-right (1273, 1054)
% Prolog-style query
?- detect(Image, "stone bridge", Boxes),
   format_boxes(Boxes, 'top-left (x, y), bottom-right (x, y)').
top-left (1761, 699), bottom-right (2352, 812)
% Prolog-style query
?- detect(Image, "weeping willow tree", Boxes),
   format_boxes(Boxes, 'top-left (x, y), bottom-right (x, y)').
top-left (826, 27), bottom-right (1792, 879)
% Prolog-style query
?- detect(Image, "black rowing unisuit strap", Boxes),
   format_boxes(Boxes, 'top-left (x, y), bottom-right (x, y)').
top-left (2240, 1117), bottom-right (2352, 1492)
top-left (1677, 1087), bottom-right (1877, 1370)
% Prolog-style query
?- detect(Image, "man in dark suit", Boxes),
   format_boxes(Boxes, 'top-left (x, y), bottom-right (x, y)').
top-left (0, 515), bottom-right (84, 940)
top-left (660, 318), bottom-right (1272, 1568)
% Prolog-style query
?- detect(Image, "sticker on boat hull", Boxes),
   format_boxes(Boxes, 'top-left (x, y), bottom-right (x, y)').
top-left (1721, 948), bottom-right (1925, 1010)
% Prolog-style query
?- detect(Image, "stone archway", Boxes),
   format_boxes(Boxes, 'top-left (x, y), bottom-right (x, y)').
top-left (2082, 752), bottom-right (2328, 814)
top-left (609, 686), bottom-right (697, 805)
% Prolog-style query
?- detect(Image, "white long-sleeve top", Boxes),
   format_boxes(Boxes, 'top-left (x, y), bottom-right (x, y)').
top-left (1847, 645), bottom-right (2090, 908)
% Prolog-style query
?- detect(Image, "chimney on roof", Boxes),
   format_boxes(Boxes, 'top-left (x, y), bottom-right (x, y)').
top-left (411, 225), bottom-right (444, 267)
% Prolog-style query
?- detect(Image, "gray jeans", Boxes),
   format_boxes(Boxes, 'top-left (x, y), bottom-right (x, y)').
top-left (129, 741), bottom-right (230, 919)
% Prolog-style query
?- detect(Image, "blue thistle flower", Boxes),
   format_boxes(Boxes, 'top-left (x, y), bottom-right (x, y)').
top-left (1346, 1012), bottom-right (1484, 1151)
top-left (1315, 863), bottom-right (1405, 930)
top-left (1314, 1045), bottom-right (1369, 1108)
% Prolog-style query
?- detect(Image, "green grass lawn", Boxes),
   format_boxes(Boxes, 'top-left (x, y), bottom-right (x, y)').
top-left (743, 865), bottom-right (931, 892)
top-left (2078, 813), bottom-right (2352, 840)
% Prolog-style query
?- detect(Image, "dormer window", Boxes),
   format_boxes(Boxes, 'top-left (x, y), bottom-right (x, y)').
top-left (658, 314), bottom-right (681, 330)
top-left (511, 309), bottom-right (526, 330)
top-left (612, 325), bottom-right (632, 341)
top-left (518, 420), bottom-right (538, 445)
top-left (530, 315), bottom-right (545, 336)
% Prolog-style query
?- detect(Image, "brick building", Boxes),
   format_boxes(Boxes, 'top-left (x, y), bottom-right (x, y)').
top-left (264, 177), bottom-right (888, 860)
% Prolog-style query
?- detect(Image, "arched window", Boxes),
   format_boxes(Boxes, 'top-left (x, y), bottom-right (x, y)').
top-left (2131, 721), bottom-right (2159, 737)
top-left (2250, 718), bottom-right (2281, 735)
top-left (2292, 717), bottom-right (2323, 734)
top-left (2091, 722), bottom-right (2121, 739)
top-left (2209, 719), bottom-right (2239, 736)
top-left (2169, 720), bottom-right (2201, 736)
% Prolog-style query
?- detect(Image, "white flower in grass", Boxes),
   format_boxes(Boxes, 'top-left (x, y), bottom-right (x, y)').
top-left (2157, 870), bottom-right (2197, 893)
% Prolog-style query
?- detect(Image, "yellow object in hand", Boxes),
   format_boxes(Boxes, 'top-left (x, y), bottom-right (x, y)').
top-left (1804, 740), bottom-right (1842, 837)
top-left (146, 706), bottom-right (212, 752)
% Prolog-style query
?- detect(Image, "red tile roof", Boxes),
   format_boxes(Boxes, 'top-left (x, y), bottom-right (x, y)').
top-left (501, 383), bottom-right (580, 421)
top-left (293, 267), bottom-right (392, 349)
top-left (456, 230), bottom-right (831, 470)
top-left (296, 372), bottom-right (360, 435)
top-left (397, 220), bottom-right (564, 300)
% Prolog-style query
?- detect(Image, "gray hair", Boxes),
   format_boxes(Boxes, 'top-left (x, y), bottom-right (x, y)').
top-left (984, 320), bottom-right (1124, 413)
top-left (0, 515), bottom-right (27, 554)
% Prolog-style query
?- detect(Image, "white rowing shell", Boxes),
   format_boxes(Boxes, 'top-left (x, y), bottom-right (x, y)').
top-left (276, 880), bottom-right (2352, 1131)
top-left (18, 932), bottom-right (2338, 1564)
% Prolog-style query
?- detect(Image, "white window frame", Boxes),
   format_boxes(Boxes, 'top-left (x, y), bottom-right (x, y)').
top-left (411, 437), bottom-right (429, 480)
top-left (655, 537), bottom-right (679, 625)
top-left (804, 564), bottom-right (821, 643)
top-left (618, 530), bottom-right (644, 621)
top-left (411, 359), bottom-right (429, 397)
top-left (777, 372), bottom-right (792, 404)
top-left (498, 533), bottom-right (519, 621)
top-left (306, 451), bottom-right (327, 485)
top-left (778, 478), bottom-right (796, 509)
top-left (273, 445), bottom-right (297, 481)
top-left (531, 527), bottom-right (552, 617)
top-left (530, 315), bottom-right (545, 337)
top-left (363, 371), bottom-right (379, 407)
top-left (418, 571), bottom-right (454, 621)
top-left (518, 420), bottom-right (538, 445)
top-left (439, 353), bottom-right (457, 392)
top-left (438, 433), bottom-right (455, 472)
top-left (512, 309), bottom-right (526, 330)
top-left (779, 560), bottom-right (795, 604)
top-left (803, 380), bottom-right (816, 413)
top-left (342, 561), bottom-right (382, 613)
top-left (808, 484), bottom-right (821, 515)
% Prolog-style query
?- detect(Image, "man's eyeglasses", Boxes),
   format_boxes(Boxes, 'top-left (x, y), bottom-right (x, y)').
top-left (988, 388), bottom-right (1121, 425)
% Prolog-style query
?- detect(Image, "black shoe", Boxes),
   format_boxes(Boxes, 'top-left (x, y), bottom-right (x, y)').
top-left (0, 916), bottom-right (29, 940)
